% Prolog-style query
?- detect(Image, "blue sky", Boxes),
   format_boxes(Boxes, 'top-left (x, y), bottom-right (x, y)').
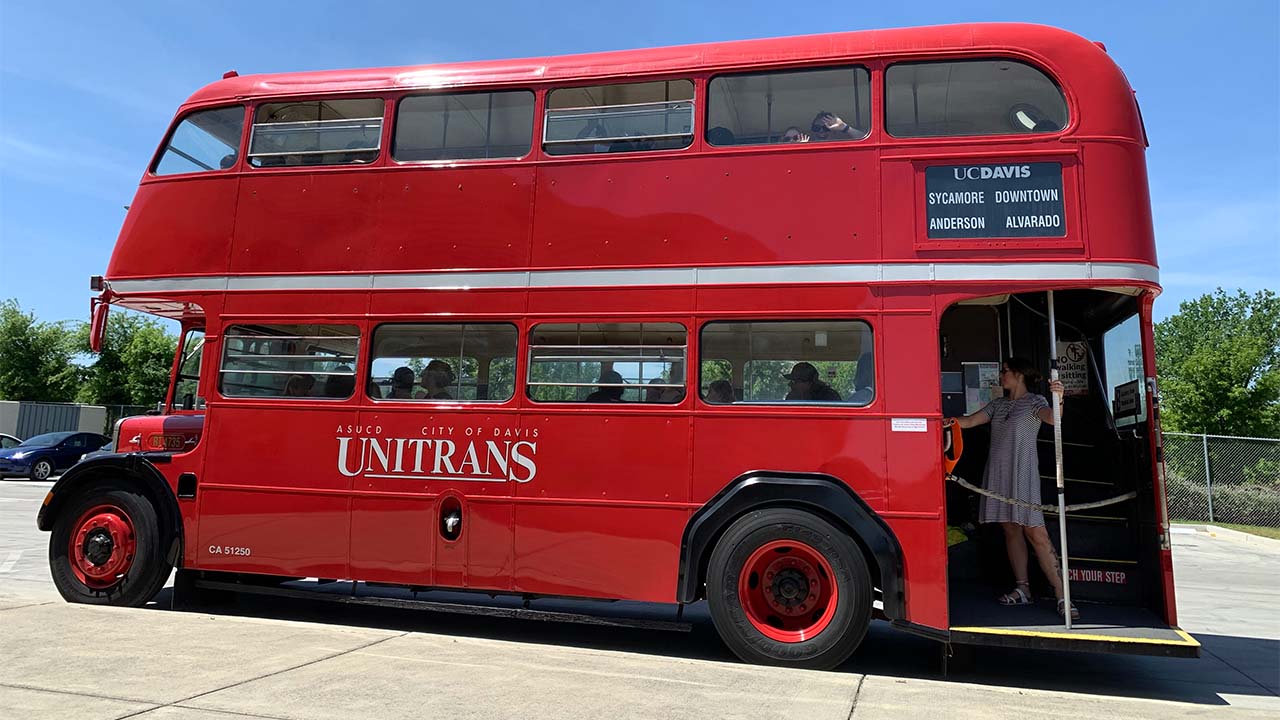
top-left (1, 1), bottom-right (1276, 327)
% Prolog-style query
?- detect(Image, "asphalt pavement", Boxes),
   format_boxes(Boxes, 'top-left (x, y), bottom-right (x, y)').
top-left (1, 477), bottom-right (1276, 719)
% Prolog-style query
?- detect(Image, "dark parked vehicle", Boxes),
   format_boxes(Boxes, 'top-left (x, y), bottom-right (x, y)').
top-left (79, 440), bottom-right (116, 463)
top-left (0, 432), bottom-right (110, 480)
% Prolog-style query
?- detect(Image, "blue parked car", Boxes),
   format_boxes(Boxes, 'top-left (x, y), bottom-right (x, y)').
top-left (0, 432), bottom-right (110, 480)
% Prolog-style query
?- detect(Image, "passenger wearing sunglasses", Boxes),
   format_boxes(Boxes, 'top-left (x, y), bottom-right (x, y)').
top-left (808, 111), bottom-right (862, 141)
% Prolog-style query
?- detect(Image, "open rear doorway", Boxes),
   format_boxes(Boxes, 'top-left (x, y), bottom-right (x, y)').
top-left (940, 289), bottom-right (1197, 656)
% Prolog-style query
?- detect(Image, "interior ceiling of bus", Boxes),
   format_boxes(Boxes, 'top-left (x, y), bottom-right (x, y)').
top-left (953, 289), bottom-right (1140, 337)
top-left (374, 327), bottom-right (515, 358)
top-left (530, 323), bottom-right (686, 346)
top-left (546, 80), bottom-right (693, 109)
top-left (702, 323), bottom-right (868, 359)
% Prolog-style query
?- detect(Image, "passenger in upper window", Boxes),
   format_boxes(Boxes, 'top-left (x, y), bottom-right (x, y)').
top-left (809, 111), bottom-right (861, 142)
top-left (584, 370), bottom-right (626, 403)
top-left (644, 376), bottom-right (685, 403)
top-left (780, 126), bottom-right (811, 143)
top-left (284, 374), bottom-right (314, 397)
top-left (706, 379), bottom-right (735, 404)
top-left (322, 367), bottom-right (356, 398)
top-left (415, 360), bottom-right (455, 400)
top-left (388, 367), bottom-right (416, 399)
top-left (645, 378), bottom-right (666, 403)
top-left (707, 126), bottom-right (736, 146)
top-left (783, 362), bottom-right (842, 402)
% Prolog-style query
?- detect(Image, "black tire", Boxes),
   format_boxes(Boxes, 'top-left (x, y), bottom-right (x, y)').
top-left (706, 508), bottom-right (872, 670)
top-left (30, 458), bottom-right (54, 481)
top-left (49, 482), bottom-right (172, 606)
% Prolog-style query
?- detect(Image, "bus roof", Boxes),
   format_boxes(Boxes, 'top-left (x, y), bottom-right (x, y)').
top-left (185, 23), bottom-right (1117, 106)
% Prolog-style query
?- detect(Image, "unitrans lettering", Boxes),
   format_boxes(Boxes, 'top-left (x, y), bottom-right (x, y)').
top-left (337, 436), bottom-right (537, 483)
top-left (952, 165), bottom-right (1032, 181)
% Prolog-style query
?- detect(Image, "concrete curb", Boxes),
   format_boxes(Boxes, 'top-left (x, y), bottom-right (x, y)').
top-left (1174, 523), bottom-right (1280, 548)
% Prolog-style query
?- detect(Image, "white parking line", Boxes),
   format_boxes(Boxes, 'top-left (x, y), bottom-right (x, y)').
top-left (0, 551), bottom-right (22, 573)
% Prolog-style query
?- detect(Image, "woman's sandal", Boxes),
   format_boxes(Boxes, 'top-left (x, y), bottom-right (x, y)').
top-left (999, 582), bottom-right (1033, 606)
top-left (1057, 598), bottom-right (1080, 620)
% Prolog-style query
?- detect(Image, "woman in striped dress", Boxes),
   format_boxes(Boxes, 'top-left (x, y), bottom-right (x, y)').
top-left (945, 357), bottom-right (1077, 620)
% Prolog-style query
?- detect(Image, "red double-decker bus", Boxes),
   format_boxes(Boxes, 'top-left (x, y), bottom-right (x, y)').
top-left (40, 22), bottom-right (1198, 668)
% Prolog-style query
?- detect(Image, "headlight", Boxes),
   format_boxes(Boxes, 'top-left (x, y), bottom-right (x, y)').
top-left (10, 451), bottom-right (28, 460)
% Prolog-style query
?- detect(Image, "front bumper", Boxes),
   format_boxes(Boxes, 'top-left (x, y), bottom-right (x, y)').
top-left (0, 457), bottom-right (32, 476)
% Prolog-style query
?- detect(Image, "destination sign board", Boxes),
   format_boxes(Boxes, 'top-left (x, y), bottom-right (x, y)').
top-left (925, 162), bottom-right (1066, 239)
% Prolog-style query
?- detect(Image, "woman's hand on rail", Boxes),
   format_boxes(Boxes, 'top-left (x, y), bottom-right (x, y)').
top-left (946, 413), bottom-right (987, 430)
top-left (1048, 379), bottom-right (1065, 397)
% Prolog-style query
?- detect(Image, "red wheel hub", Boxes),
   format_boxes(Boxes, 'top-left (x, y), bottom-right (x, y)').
top-left (70, 504), bottom-right (136, 589)
top-left (738, 539), bottom-right (838, 643)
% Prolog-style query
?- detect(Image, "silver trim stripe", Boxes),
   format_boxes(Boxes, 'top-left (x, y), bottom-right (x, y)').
top-left (108, 261), bottom-right (1160, 295)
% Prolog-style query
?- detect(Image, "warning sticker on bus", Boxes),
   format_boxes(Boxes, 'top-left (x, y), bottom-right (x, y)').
top-left (924, 162), bottom-right (1066, 239)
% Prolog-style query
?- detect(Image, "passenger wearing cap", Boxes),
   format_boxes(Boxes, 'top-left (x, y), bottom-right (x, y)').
top-left (585, 370), bottom-right (627, 403)
top-left (415, 360), bottom-right (455, 400)
top-left (784, 362), bottom-right (841, 402)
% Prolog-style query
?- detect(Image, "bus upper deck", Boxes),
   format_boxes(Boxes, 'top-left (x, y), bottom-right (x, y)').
top-left (105, 22), bottom-right (1154, 299)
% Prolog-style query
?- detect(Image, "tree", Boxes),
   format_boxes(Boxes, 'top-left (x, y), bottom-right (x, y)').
top-left (0, 300), bottom-right (82, 402)
top-left (74, 311), bottom-right (178, 407)
top-left (1155, 289), bottom-right (1280, 438)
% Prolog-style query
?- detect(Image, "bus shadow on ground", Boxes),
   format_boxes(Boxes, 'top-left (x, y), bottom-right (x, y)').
top-left (145, 586), bottom-right (1277, 708)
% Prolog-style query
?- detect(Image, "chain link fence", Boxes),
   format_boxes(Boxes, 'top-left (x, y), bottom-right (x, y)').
top-left (102, 404), bottom-right (154, 436)
top-left (1164, 432), bottom-right (1280, 528)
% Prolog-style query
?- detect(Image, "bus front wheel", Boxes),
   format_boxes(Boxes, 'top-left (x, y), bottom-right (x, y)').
top-left (707, 508), bottom-right (871, 670)
top-left (49, 482), bottom-right (172, 607)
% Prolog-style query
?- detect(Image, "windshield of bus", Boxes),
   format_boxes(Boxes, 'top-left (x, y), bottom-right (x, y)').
top-left (171, 328), bottom-right (206, 411)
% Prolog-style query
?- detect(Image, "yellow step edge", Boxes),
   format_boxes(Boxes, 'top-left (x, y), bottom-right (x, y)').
top-left (950, 625), bottom-right (1200, 647)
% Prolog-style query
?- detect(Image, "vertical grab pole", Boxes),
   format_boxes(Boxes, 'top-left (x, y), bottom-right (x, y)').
top-left (1047, 291), bottom-right (1071, 629)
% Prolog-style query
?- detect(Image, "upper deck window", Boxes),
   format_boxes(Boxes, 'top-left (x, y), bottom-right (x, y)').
top-left (886, 60), bottom-right (1068, 138)
top-left (394, 90), bottom-right (535, 161)
top-left (153, 106), bottom-right (244, 175)
top-left (249, 99), bottom-right (384, 167)
top-left (544, 80), bottom-right (694, 156)
top-left (706, 67), bottom-right (870, 146)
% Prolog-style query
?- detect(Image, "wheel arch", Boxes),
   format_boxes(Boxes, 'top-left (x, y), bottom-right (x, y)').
top-left (37, 454), bottom-right (183, 565)
top-left (678, 471), bottom-right (905, 620)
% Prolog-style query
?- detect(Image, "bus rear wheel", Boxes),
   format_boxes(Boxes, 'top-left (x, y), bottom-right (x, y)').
top-left (707, 508), bottom-right (871, 670)
top-left (49, 483), bottom-right (171, 607)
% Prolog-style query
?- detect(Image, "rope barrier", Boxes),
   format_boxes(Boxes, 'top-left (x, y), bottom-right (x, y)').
top-left (946, 474), bottom-right (1138, 513)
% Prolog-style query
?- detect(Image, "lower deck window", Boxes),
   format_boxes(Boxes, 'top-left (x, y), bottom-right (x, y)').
top-left (528, 323), bottom-right (687, 403)
top-left (219, 324), bottom-right (360, 399)
top-left (368, 323), bottom-right (516, 402)
top-left (700, 320), bottom-right (874, 405)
